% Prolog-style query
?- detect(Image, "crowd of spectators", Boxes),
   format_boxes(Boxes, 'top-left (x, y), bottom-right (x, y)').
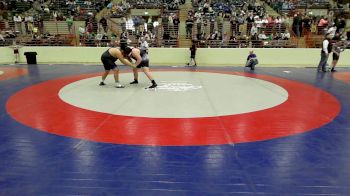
top-left (266, 0), bottom-right (331, 15)
top-left (290, 13), bottom-right (348, 37)
top-left (127, 0), bottom-right (185, 9)
top-left (0, 0), bottom-right (349, 48)
top-left (184, 0), bottom-right (293, 48)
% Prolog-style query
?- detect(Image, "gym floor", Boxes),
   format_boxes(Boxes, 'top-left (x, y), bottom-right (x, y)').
top-left (1, 64), bottom-right (350, 195)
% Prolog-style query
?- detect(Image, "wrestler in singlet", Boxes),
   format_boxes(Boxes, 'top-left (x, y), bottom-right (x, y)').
top-left (100, 47), bottom-right (120, 70)
top-left (127, 47), bottom-right (149, 68)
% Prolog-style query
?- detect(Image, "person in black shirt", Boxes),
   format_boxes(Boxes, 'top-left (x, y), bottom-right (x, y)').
top-left (292, 14), bottom-right (302, 37)
top-left (187, 43), bottom-right (197, 66)
top-left (173, 15), bottom-right (180, 31)
top-left (185, 17), bottom-right (194, 38)
top-left (99, 47), bottom-right (136, 88)
top-left (99, 17), bottom-right (108, 33)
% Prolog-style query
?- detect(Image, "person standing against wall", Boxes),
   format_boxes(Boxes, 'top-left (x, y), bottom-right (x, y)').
top-left (187, 43), bottom-right (197, 67)
top-left (9, 41), bottom-right (22, 64)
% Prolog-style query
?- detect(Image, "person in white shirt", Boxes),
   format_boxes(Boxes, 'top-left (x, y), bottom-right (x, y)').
top-left (250, 23), bottom-right (258, 39)
top-left (254, 17), bottom-right (263, 29)
top-left (0, 33), bottom-right (5, 42)
top-left (95, 32), bottom-right (103, 46)
top-left (275, 16), bottom-right (282, 24)
top-left (153, 20), bottom-right (159, 28)
top-left (275, 16), bottom-right (282, 31)
top-left (168, 14), bottom-right (174, 36)
top-left (13, 14), bottom-right (22, 23)
top-left (282, 30), bottom-right (290, 40)
top-left (327, 24), bottom-right (337, 39)
top-left (139, 36), bottom-right (149, 52)
top-left (261, 16), bottom-right (268, 26)
top-left (13, 14), bottom-right (22, 33)
top-left (258, 31), bottom-right (267, 40)
top-left (25, 14), bottom-right (34, 33)
top-left (317, 33), bottom-right (332, 72)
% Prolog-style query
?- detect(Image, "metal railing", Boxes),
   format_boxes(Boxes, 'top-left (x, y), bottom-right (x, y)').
top-left (1, 19), bottom-right (339, 48)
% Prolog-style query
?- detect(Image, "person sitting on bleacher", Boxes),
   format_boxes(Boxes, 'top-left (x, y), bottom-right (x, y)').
top-left (5, 30), bottom-right (16, 38)
top-left (0, 32), bottom-right (5, 42)
top-left (318, 16), bottom-right (328, 27)
top-left (258, 31), bottom-right (267, 40)
top-left (282, 30), bottom-right (290, 40)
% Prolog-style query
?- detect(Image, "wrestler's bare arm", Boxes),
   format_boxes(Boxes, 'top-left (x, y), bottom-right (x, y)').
top-left (131, 49), bottom-right (142, 67)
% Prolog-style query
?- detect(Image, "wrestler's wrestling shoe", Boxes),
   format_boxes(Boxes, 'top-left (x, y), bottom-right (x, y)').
top-left (148, 83), bottom-right (157, 89)
top-left (130, 80), bottom-right (138, 84)
top-left (99, 82), bottom-right (106, 86)
top-left (115, 83), bottom-right (125, 88)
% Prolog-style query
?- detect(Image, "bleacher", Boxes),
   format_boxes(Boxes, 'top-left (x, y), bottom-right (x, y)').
top-left (0, 0), bottom-right (348, 48)
top-left (297, 0), bottom-right (330, 9)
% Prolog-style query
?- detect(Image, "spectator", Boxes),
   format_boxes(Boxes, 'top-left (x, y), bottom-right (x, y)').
top-left (247, 13), bottom-right (254, 23)
top-left (66, 15), bottom-right (74, 34)
top-left (168, 13), bottom-right (173, 29)
top-left (79, 26), bottom-right (85, 45)
top-left (318, 16), bottom-right (328, 27)
top-left (24, 13), bottom-right (34, 34)
top-left (282, 30), bottom-right (290, 40)
top-left (4, 30), bottom-right (16, 39)
top-left (107, 1), bottom-right (113, 9)
top-left (254, 17), bottom-right (263, 29)
top-left (53, 10), bottom-right (58, 21)
top-left (222, 32), bottom-right (229, 48)
top-left (292, 13), bottom-right (302, 37)
top-left (173, 15), bottom-right (180, 31)
top-left (337, 17), bottom-right (346, 34)
top-left (101, 33), bottom-right (110, 46)
top-left (95, 31), bottom-right (103, 46)
top-left (13, 14), bottom-right (22, 34)
top-left (0, 32), bottom-right (5, 42)
top-left (144, 31), bottom-right (151, 41)
top-left (139, 36), bottom-right (149, 52)
top-left (187, 43), bottom-right (197, 66)
top-left (195, 16), bottom-right (202, 39)
top-left (216, 12), bottom-right (224, 33)
top-left (99, 17), bottom-right (108, 33)
top-left (250, 23), bottom-right (258, 40)
top-left (258, 31), bottom-right (267, 40)
top-left (185, 17), bottom-right (194, 38)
